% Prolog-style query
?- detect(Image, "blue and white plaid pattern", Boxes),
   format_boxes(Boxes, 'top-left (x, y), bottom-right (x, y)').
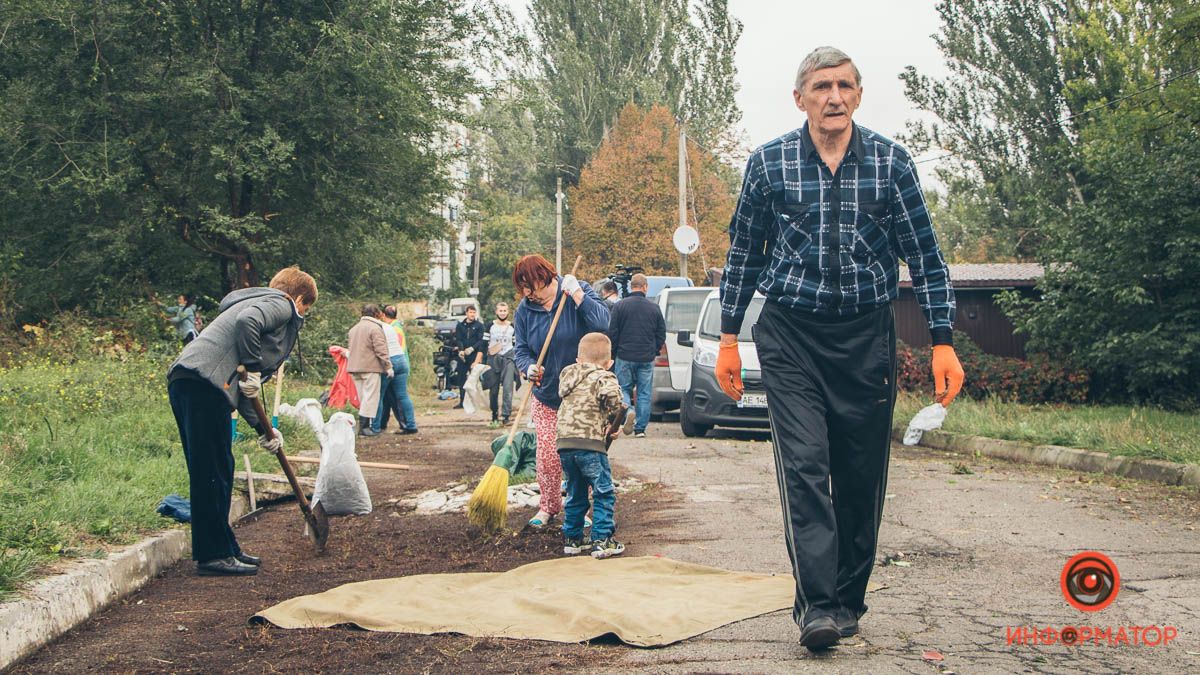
top-left (720, 123), bottom-right (955, 342)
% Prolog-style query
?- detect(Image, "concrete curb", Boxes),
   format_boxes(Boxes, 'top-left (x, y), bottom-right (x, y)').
top-left (894, 427), bottom-right (1200, 489)
top-left (1, 497), bottom-right (251, 672)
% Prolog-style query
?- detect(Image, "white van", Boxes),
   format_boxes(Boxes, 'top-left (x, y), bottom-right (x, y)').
top-left (676, 290), bottom-right (768, 436)
top-left (650, 286), bottom-right (716, 416)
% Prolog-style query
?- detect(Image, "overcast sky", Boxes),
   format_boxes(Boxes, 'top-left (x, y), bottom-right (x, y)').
top-left (499, 0), bottom-right (951, 175)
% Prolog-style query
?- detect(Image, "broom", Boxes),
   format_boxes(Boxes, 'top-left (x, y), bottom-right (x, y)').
top-left (467, 255), bottom-right (582, 532)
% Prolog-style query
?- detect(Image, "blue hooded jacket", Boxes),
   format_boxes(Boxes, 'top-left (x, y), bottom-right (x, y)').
top-left (513, 277), bottom-right (611, 409)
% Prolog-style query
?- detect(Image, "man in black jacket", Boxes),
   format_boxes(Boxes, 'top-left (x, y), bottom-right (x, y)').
top-left (606, 274), bottom-right (666, 437)
top-left (453, 305), bottom-right (485, 408)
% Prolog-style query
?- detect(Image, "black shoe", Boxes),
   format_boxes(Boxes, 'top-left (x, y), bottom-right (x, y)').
top-left (197, 557), bottom-right (258, 576)
top-left (799, 615), bottom-right (840, 651)
top-left (501, 417), bottom-right (510, 426)
top-left (400, 427), bottom-right (419, 434)
top-left (360, 427), bottom-right (379, 437)
top-left (453, 402), bottom-right (464, 409)
top-left (835, 607), bottom-right (859, 637)
top-left (235, 552), bottom-right (261, 567)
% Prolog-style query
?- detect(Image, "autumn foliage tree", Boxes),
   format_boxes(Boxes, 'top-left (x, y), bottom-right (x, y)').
top-left (566, 104), bottom-right (734, 284)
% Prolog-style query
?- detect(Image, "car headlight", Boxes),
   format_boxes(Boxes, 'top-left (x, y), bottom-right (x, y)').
top-left (694, 346), bottom-right (717, 368)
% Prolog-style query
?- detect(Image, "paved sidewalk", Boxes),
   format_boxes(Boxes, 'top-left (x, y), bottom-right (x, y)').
top-left (609, 422), bottom-right (1200, 673)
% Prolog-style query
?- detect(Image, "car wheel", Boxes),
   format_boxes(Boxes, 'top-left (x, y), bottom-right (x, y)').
top-left (679, 404), bottom-right (712, 438)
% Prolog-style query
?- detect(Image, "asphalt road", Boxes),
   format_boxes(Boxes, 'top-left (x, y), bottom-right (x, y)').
top-left (605, 416), bottom-right (1200, 674)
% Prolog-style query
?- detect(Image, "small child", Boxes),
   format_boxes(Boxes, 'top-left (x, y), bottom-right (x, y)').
top-left (556, 332), bottom-right (634, 558)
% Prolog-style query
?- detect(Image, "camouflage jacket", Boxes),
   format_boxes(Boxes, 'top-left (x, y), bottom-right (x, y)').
top-left (556, 363), bottom-right (623, 454)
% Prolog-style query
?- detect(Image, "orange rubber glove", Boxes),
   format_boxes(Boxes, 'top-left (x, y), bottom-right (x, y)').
top-left (715, 341), bottom-right (744, 401)
top-left (932, 344), bottom-right (965, 406)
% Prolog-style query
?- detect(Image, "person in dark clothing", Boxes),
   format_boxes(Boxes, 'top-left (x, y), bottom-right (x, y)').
top-left (598, 280), bottom-right (619, 308)
top-left (166, 267), bottom-right (318, 576)
top-left (718, 47), bottom-right (964, 651)
top-left (452, 306), bottom-right (485, 408)
top-left (606, 273), bottom-right (666, 437)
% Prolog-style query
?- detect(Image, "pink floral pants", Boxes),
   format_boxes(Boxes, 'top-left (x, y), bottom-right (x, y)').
top-left (531, 398), bottom-right (562, 515)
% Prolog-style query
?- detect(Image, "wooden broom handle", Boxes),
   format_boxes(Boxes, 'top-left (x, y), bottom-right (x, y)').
top-left (504, 255), bottom-right (582, 446)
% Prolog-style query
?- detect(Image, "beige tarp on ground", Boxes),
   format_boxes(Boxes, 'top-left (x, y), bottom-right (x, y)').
top-left (254, 556), bottom-right (793, 647)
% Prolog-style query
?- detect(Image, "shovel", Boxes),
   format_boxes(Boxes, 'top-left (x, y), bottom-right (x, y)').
top-left (238, 365), bottom-right (330, 552)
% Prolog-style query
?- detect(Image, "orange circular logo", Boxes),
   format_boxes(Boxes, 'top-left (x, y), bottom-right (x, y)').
top-left (1061, 551), bottom-right (1119, 612)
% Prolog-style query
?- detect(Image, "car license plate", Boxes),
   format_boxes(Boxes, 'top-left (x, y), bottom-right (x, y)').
top-left (738, 393), bottom-right (768, 408)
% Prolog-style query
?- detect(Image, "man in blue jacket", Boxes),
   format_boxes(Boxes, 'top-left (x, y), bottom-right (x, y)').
top-left (511, 254), bottom-right (610, 528)
top-left (166, 267), bottom-right (318, 576)
top-left (606, 273), bottom-right (666, 437)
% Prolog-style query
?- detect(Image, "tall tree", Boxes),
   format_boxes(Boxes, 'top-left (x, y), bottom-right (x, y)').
top-left (0, 0), bottom-right (475, 319)
top-left (565, 104), bottom-right (733, 283)
top-left (999, 1), bottom-right (1200, 406)
top-left (528, 0), bottom-right (742, 190)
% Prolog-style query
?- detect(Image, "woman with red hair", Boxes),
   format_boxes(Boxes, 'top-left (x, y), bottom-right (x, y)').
top-left (512, 255), bottom-right (611, 528)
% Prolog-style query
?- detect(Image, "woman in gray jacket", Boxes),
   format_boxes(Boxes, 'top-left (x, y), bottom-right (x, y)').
top-left (166, 268), bottom-right (318, 576)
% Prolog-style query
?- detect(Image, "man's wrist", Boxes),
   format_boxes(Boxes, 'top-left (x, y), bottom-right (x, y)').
top-left (720, 333), bottom-right (738, 346)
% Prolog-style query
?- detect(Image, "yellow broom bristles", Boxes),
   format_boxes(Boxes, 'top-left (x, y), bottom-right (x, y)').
top-left (467, 464), bottom-right (511, 532)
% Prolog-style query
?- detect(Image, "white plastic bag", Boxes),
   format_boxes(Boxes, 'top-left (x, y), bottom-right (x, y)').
top-left (461, 363), bottom-right (491, 415)
top-left (903, 403), bottom-right (947, 446)
top-left (312, 412), bottom-right (373, 515)
top-left (277, 398), bottom-right (324, 435)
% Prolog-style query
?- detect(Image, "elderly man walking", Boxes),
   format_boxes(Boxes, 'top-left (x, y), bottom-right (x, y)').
top-left (717, 47), bottom-right (965, 651)
top-left (606, 273), bottom-right (665, 437)
top-left (347, 304), bottom-right (392, 437)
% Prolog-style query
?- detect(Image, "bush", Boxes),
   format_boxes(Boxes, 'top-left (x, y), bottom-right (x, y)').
top-left (897, 331), bottom-right (1089, 404)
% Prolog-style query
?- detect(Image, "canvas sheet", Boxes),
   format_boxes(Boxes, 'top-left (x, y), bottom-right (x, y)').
top-left (254, 556), bottom-right (793, 647)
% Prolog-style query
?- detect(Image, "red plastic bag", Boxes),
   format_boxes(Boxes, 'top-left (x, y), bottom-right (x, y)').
top-left (325, 345), bottom-right (360, 409)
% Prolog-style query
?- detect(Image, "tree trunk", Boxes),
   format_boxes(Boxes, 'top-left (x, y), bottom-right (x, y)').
top-left (232, 249), bottom-right (259, 289)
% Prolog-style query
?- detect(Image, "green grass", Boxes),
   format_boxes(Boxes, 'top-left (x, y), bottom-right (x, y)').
top-left (0, 350), bottom-right (326, 600)
top-left (895, 391), bottom-right (1200, 465)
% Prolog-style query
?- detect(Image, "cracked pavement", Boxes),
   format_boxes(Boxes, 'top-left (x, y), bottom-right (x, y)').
top-left (606, 420), bottom-right (1200, 673)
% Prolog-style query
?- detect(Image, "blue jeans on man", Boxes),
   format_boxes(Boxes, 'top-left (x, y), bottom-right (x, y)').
top-left (560, 450), bottom-right (615, 540)
top-left (616, 358), bottom-right (654, 433)
top-left (374, 354), bottom-right (417, 432)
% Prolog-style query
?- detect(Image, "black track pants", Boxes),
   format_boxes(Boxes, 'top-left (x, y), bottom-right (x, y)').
top-left (753, 301), bottom-right (896, 627)
top-left (168, 378), bottom-right (242, 563)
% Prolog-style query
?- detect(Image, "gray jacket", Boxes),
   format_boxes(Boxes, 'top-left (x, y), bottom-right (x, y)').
top-left (167, 287), bottom-right (304, 427)
top-left (162, 303), bottom-right (197, 339)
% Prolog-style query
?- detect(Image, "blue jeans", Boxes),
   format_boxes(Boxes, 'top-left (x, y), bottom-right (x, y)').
top-left (375, 354), bottom-right (417, 432)
top-left (616, 358), bottom-right (654, 432)
top-left (561, 450), bottom-right (615, 540)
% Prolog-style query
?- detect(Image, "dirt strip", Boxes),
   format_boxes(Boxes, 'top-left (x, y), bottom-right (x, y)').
top-left (13, 418), bottom-right (682, 674)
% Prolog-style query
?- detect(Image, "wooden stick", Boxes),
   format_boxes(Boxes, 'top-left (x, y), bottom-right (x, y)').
top-left (243, 453), bottom-right (257, 511)
top-left (285, 455), bottom-right (411, 471)
top-left (271, 361), bottom-right (286, 428)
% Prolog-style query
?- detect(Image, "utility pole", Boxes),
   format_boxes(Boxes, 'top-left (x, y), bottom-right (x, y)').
top-left (471, 218), bottom-right (481, 296)
top-left (678, 127), bottom-right (688, 278)
top-left (555, 176), bottom-right (564, 271)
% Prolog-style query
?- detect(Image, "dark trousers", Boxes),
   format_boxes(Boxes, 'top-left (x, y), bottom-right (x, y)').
top-left (168, 378), bottom-right (242, 562)
top-left (753, 301), bottom-right (896, 628)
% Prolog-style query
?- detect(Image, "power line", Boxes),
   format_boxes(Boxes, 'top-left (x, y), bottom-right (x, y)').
top-left (914, 64), bottom-right (1200, 165)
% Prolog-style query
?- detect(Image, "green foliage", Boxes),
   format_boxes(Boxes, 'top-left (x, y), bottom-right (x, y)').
top-left (0, 316), bottom-right (324, 597)
top-left (908, 0), bottom-right (1200, 407)
top-left (896, 333), bottom-right (1089, 404)
top-left (0, 0), bottom-right (477, 322)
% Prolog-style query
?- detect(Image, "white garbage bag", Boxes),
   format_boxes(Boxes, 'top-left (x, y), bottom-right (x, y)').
top-left (278, 398), bottom-right (325, 435)
top-left (461, 364), bottom-right (491, 415)
top-left (312, 412), bottom-right (372, 515)
top-left (903, 403), bottom-right (947, 446)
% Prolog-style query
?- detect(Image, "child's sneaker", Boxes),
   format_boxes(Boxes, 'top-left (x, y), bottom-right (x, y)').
top-left (590, 538), bottom-right (625, 559)
top-left (563, 536), bottom-right (591, 556)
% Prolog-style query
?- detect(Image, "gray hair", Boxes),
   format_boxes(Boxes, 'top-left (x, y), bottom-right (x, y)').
top-left (794, 46), bottom-right (861, 92)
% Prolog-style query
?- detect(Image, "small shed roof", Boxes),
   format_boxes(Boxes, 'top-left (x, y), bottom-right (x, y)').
top-left (900, 263), bottom-right (1043, 289)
